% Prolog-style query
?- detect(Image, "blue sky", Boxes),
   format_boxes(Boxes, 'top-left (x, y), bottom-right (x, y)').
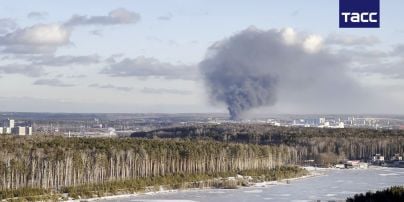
top-left (0, 0), bottom-right (403, 115)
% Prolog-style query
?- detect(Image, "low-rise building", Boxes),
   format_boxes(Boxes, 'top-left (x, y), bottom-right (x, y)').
top-left (391, 154), bottom-right (403, 161)
top-left (3, 127), bottom-right (11, 134)
top-left (12, 127), bottom-right (27, 136)
top-left (26, 127), bottom-right (32, 135)
top-left (372, 154), bottom-right (385, 165)
top-left (373, 154), bottom-right (385, 161)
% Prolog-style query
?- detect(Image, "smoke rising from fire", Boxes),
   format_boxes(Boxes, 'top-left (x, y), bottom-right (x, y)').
top-left (199, 27), bottom-right (363, 119)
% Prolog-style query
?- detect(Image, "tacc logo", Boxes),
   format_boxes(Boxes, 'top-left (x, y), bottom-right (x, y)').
top-left (339, 0), bottom-right (380, 28)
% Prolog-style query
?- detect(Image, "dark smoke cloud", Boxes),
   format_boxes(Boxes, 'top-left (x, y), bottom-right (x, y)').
top-left (199, 27), bottom-right (367, 119)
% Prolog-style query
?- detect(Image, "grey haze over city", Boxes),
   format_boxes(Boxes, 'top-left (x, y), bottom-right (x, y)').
top-left (0, 1), bottom-right (404, 118)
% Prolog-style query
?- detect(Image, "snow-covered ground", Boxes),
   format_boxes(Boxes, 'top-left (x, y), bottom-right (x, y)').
top-left (97, 167), bottom-right (404, 202)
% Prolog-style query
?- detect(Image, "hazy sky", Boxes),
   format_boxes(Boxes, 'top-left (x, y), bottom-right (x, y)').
top-left (0, 0), bottom-right (404, 114)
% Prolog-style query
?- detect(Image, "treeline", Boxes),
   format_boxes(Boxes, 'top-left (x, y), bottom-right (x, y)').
top-left (0, 166), bottom-right (307, 200)
top-left (63, 166), bottom-right (308, 199)
top-left (131, 124), bottom-right (404, 163)
top-left (238, 166), bottom-right (308, 181)
top-left (0, 135), bottom-right (298, 194)
top-left (346, 186), bottom-right (404, 202)
top-left (132, 124), bottom-right (404, 140)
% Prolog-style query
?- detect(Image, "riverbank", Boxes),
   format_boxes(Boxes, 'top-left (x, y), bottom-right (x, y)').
top-left (0, 166), bottom-right (309, 201)
top-left (96, 167), bottom-right (404, 202)
top-left (67, 166), bottom-right (314, 202)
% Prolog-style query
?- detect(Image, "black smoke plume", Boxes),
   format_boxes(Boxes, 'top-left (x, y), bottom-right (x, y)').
top-left (199, 27), bottom-right (361, 120)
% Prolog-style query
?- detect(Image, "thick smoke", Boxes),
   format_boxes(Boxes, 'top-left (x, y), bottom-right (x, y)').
top-left (199, 27), bottom-right (362, 120)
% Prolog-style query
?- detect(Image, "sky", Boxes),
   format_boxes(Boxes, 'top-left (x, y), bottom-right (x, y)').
top-left (0, 0), bottom-right (404, 115)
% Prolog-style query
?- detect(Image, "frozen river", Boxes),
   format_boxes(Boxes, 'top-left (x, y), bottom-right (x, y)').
top-left (102, 167), bottom-right (404, 202)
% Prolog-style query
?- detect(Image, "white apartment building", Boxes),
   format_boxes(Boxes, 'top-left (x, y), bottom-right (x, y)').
top-left (1, 119), bottom-right (32, 135)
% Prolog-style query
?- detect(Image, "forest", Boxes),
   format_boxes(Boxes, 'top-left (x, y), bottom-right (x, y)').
top-left (0, 135), bottom-right (303, 200)
top-left (132, 124), bottom-right (404, 164)
top-left (346, 186), bottom-right (404, 202)
top-left (1, 123), bottom-right (404, 200)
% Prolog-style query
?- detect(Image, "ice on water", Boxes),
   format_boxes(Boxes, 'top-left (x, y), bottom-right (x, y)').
top-left (104, 167), bottom-right (404, 202)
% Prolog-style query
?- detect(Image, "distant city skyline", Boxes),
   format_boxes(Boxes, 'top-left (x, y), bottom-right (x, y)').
top-left (1, 0), bottom-right (404, 115)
